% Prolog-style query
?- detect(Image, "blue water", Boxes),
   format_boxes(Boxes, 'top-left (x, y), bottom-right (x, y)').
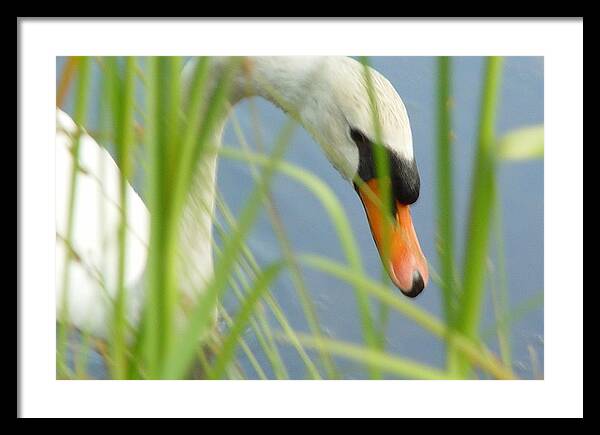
top-left (58, 57), bottom-right (544, 379)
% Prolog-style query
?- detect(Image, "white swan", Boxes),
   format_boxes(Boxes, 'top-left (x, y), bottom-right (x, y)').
top-left (56, 56), bottom-right (428, 340)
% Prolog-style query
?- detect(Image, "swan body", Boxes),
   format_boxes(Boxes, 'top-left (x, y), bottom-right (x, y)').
top-left (56, 110), bottom-right (149, 335)
top-left (56, 56), bottom-right (427, 339)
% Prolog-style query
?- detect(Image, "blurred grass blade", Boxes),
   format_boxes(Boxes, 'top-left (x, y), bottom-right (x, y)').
top-left (57, 57), bottom-right (79, 109)
top-left (212, 232), bottom-right (290, 379)
top-left (142, 56), bottom-right (163, 377)
top-left (482, 291), bottom-right (543, 339)
top-left (280, 333), bottom-right (452, 380)
top-left (160, 57), bottom-right (183, 179)
top-left (229, 111), bottom-right (337, 378)
top-left (359, 57), bottom-right (391, 380)
top-left (218, 306), bottom-right (268, 380)
top-left (360, 56), bottom-right (393, 226)
top-left (157, 57), bottom-right (183, 362)
top-left (215, 198), bottom-right (317, 379)
top-left (143, 56), bottom-right (190, 377)
top-left (169, 57), bottom-right (211, 219)
top-left (179, 58), bottom-right (241, 200)
top-left (299, 253), bottom-right (516, 379)
top-left (208, 262), bottom-right (284, 379)
top-left (57, 57), bottom-right (91, 378)
top-left (436, 57), bottom-right (462, 375)
top-left (456, 56), bottom-right (504, 377)
top-left (161, 121), bottom-right (295, 379)
top-left (491, 196), bottom-right (512, 367)
top-left (436, 57), bottom-right (458, 324)
top-left (110, 57), bottom-right (137, 379)
top-left (497, 125), bottom-right (544, 161)
top-left (528, 345), bottom-right (542, 380)
top-left (220, 145), bottom-right (379, 377)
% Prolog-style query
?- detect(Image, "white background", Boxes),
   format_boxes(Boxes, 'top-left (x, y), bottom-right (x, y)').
top-left (18, 19), bottom-right (583, 418)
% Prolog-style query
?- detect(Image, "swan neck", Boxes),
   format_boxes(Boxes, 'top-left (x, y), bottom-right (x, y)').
top-left (178, 57), bottom-right (321, 297)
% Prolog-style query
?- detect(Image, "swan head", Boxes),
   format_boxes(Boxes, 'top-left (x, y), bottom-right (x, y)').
top-left (295, 57), bottom-right (429, 297)
top-left (208, 56), bottom-right (428, 297)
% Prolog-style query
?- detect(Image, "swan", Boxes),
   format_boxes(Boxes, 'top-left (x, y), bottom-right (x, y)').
top-left (56, 56), bottom-right (429, 341)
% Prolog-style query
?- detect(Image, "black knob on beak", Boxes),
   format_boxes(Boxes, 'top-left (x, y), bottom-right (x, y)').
top-left (401, 270), bottom-right (425, 298)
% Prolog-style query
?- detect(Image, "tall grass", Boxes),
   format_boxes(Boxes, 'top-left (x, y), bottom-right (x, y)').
top-left (435, 57), bottom-right (461, 374)
top-left (455, 57), bottom-right (504, 377)
top-left (57, 56), bottom-right (91, 378)
top-left (56, 56), bottom-right (542, 380)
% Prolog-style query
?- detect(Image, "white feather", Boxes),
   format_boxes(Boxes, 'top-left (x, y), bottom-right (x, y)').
top-left (56, 109), bottom-right (148, 338)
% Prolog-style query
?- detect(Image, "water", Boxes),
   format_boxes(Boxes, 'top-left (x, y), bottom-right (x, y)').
top-left (57, 57), bottom-right (544, 379)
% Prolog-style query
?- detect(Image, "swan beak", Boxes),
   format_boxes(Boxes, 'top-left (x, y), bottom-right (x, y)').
top-left (356, 179), bottom-right (429, 297)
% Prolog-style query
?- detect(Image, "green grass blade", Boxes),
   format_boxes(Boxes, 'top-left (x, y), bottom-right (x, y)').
top-left (218, 306), bottom-right (268, 380)
top-left (73, 329), bottom-right (93, 379)
top-left (360, 56), bottom-right (392, 228)
top-left (456, 56), bottom-right (504, 377)
top-left (497, 125), bottom-right (544, 161)
top-left (229, 271), bottom-right (289, 380)
top-left (110, 57), bottom-right (137, 379)
top-left (436, 56), bottom-right (462, 375)
top-left (142, 56), bottom-right (162, 377)
top-left (170, 57), bottom-right (211, 219)
top-left (208, 262), bottom-right (285, 379)
top-left (436, 57), bottom-right (458, 324)
top-left (298, 253), bottom-right (516, 380)
top-left (57, 57), bottom-right (79, 109)
top-left (490, 196), bottom-right (512, 367)
top-left (157, 57), bottom-right (183, 361)
top-left (229, 111), bottom-right (337, 378)
top-left (143, 56), bottom-right (190, 377)
top-left (279, 333), bottom-right (451, 380)
top-left (482, 291), bottom-right (543, 340)
top-left (215, 196), bottom-right (320, 379)
top-left (57, 57), bottom-right (91, 378)
top-left (160, 57), bottom-right (183, 178)
top-left (212, 235), bottom-right (290, 379)
top-left (180, 58), bottom-right (242, 198)
top-left (220, 146), bottom-right (379, 377)
top-left (161, 122), bottom-right (295, 379)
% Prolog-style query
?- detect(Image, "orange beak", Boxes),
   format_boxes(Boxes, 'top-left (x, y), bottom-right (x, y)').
top-left (357, 179), bottom-right (429, 297)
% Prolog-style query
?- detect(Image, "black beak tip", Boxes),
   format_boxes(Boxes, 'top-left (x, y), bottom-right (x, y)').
top-left (400, 271), bottom-right (425, 298)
